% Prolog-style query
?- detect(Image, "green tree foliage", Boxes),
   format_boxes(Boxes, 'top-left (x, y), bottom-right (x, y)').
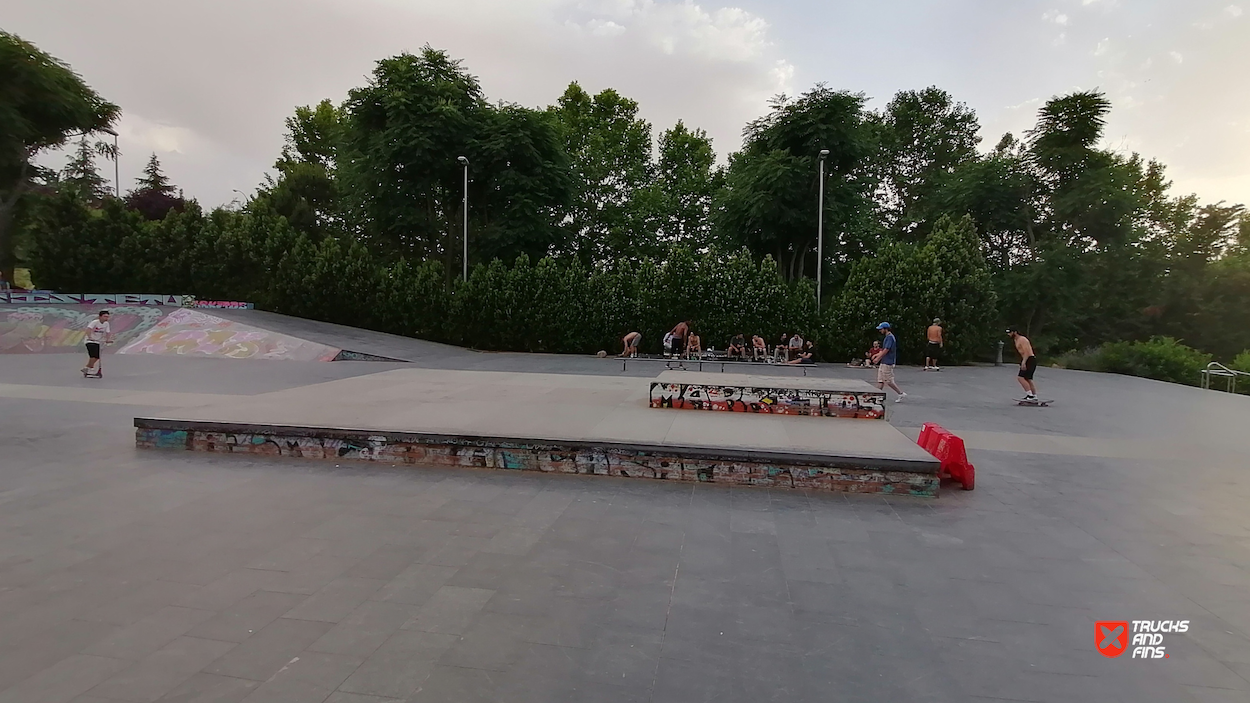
top-left (257, 99), bottom-right (343, 239)
top-left (0, 30), bottom-right (119, 284)
top-left (650, 121), bottom-right (722, 250)
top-left (337, 47), bottom-right (572, 275)
top-left (716, 86), bottom-right (878, 283)
top-left (61, 137), bottom-right (111, 202)
top-left (828, 216), bottom-right (997, 363)
top-left (549, 83), bottom-right (655, 263)
top-left (873, 87), bottom-right (981, 234)
top-left (125, 154), bottom-right (185, 221)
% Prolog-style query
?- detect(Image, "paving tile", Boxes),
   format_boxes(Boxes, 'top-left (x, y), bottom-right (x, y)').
top-left (153, 672), bottom-right (259, 702)
top-left (202, 618), bottom-right (332, 682)
top-left (0, 654), bottom-right (130, 703)
top-left (83, 606), bottom-right (218, 660)
top-left (87, 636), bottom-right (235, 702)
top-left (237, 651), bottom-right (362, 703)
top-left (187, 591), bottom-right (308, 643)
top-left (401, 586), bottom-right (495, 635)
top-left (281, 577), bottom-right (385, 624)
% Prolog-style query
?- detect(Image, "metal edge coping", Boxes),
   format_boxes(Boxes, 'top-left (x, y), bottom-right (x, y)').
top-left (133, 417), bottom-right (940, 474)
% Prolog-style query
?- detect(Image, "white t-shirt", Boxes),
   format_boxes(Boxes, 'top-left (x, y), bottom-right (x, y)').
top-left (86, 319), bottom-right (111, 343)
top-left (789, 335), bottom-right (803, 348)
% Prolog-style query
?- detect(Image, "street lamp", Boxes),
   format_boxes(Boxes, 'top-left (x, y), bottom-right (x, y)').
top-left (816, 149), bottom-right (829, 312)
top-left (457, 156), bottom-right (470, 281)
top-left (100, 127), bottom-right (119, 198)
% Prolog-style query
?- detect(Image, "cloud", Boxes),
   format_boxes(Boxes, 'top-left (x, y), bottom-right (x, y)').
top-left (9, 0), bottom-right (791, 206)
top-left (1227, 5), bottom-right (1244, 18)
top-left (1169, 50), bottom-right (1184, 64)
top-left (1043, 10), bottom-right (1070, 25)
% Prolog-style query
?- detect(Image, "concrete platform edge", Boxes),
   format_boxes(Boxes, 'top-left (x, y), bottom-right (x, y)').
top-left (133, 417), bottom-right (941, 497)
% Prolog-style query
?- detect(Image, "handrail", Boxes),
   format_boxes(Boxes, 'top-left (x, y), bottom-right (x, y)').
top-left (1201, 362), bottom-right (1249, 392)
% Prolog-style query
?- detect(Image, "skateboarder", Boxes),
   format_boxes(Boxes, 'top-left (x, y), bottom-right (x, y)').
top-left (669, 321), bottom-right (690, 357)
top-left (621, 332), bottom-right (642, 358)
top-left (81, 310), bottom-right (114, 378)
top-left (1008, 329), bottom-right (1038, 401)
top-left (925, 318), bottom-right (943, 371)
top-left (871, 322), bottom-right (907, 402)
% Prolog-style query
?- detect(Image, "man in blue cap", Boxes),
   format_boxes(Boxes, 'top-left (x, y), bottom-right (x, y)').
top-left (870, 322), bottom-right (907, 402)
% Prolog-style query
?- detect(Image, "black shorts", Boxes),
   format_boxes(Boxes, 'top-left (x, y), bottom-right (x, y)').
top-left (926, 341), bottom-right (941, 359)
top-left (86, 342), bottom-right (101, 359)
top-left (1019, 356), bottom-right (1037, 380)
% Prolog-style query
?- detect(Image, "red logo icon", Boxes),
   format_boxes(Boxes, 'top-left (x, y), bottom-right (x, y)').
top-left (1096, 621), bottom-right (1129, 658)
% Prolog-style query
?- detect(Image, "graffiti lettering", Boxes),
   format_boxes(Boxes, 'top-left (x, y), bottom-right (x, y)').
top-left (135, 426), bottom-right (939, 497)
top-left (649, 381), bottom-right (886, 419)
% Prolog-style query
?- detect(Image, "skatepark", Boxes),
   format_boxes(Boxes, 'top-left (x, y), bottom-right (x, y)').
top-left (0, 302), bottom-right (1248, 702)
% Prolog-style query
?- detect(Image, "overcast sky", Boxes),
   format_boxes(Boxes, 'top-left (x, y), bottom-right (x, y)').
top-left (9, 0), bottom-right (1248, 209)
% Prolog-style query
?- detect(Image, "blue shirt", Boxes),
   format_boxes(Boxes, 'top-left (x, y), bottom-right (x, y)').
top-left (881, 333), bottom-right (897, 365)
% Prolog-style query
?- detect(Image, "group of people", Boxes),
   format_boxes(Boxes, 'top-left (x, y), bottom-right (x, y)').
top-left (619, 323), bottom-right (816, 365)
top-left (620, 317), bottom-right (1041, 403)
top-left (861, 319), bottom-right (1039, 403)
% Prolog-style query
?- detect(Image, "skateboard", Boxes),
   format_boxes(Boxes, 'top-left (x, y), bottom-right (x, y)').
top-left (1015, 398), bottom-right (1051, 407)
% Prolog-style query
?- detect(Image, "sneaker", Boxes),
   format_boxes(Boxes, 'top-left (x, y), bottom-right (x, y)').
top-left (932, 366), bottom-right (941, 371)
top-left (895, 393), bottom-right (907, 403)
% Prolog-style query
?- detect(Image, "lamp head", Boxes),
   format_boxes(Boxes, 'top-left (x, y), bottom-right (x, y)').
top-left (457, 156), bottom-right (469, 166)
top-left (819, 149), bottom-right (829, 159)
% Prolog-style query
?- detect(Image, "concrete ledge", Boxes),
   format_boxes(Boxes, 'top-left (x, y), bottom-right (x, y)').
top-left (134, 418), bottom-right (940, 497)
top-left (649, 371), bottom-right (886, 419)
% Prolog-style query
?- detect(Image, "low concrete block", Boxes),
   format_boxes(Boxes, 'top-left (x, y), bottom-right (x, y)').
top-left (134, 419), bottom-right (940, 498)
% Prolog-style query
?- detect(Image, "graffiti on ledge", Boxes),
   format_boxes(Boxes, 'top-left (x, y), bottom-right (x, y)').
top-left (649, 381), bottom-right (886, 419)
top-left (136, 427), bottom-right (938, 496)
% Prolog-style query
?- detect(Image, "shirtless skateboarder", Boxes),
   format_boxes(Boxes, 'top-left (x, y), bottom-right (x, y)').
top-left (1007, 329), bottom-right (1038, 401)
top-left (925, 318), bottom-right (943, 371)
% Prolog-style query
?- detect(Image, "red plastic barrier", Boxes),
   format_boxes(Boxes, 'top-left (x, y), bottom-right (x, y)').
top-left (918, 422), bottom-right (975, 490)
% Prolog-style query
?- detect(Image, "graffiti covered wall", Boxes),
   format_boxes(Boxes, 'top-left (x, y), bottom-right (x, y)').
top-left (0, 293), bottom-right (189, 306)
top-left (0, 306), bottom-right (168, 354)
top-left (649, 380), bottom-right (887, 419)
top-left (135, 423), bottom-right (940, 497)
top-left (119, 308), bottom-right (340, 361)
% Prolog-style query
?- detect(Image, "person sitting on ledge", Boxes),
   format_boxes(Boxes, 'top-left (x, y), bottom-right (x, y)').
top-left (685, 331), bottom-right (703, 359)
top-left (727, 333), bottom-right (747, 359)
top-left (787, 340), bottom-right (816, 365)
top-left (864, 340), bottom-right (881, 368)
top-left (751, 334), bottom-right (767, 360)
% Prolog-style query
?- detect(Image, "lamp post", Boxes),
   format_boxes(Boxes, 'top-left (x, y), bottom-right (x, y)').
top-left (101, 127), bottom-right (119, 198)
top-left (816, 149), bottom-right (829, 311)
top-left (457, 156), bottom-right (469, 281)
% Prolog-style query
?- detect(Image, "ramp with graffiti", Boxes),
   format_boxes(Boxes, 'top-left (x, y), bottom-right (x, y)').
top-left (0, 305), bottom-right (170, 354)
top-left (118, 308), bottom-right (343, 361)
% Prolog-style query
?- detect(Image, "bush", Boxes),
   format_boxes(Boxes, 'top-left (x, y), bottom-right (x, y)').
top-left (1232, 351), bottom-right (1250, 375)
top-left (1058, 337), bottom-right (1211, 386)
top-left (826, 215), bottom-right (998, 364)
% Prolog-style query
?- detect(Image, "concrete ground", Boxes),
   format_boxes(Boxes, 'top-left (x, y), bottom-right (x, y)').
top-left (1, 335), bottom-right (1248, 702)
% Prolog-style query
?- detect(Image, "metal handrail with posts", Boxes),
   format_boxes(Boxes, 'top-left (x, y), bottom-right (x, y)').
top-left (1200, 362), bottom-right (1249, 393)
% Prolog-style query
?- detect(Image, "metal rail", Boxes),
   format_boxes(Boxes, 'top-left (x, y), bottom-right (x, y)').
top-left (1200, 362), bottom-right (1249, 393)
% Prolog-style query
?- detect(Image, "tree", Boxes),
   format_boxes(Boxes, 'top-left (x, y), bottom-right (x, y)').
top-left (873, 87), bottom-right (981, 234)
top-left (715, 86), bottom-right (878, 283)
top-left (125, 154), bottom-right (185, 221)
top-left (257, 99), bottom-right (343, 238)
top-left (61, 136), bottom-right (111, 202)
top-left (337, 47), bottom-right (572, 279)
top-left (0, 30), bottom-right (119, 285)
top-left (650, 121), bottom-right (722, 250)
top-left (828, 216), bottom-right (997, 362)
top-left (548, 83), bottom-right (656, 263)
